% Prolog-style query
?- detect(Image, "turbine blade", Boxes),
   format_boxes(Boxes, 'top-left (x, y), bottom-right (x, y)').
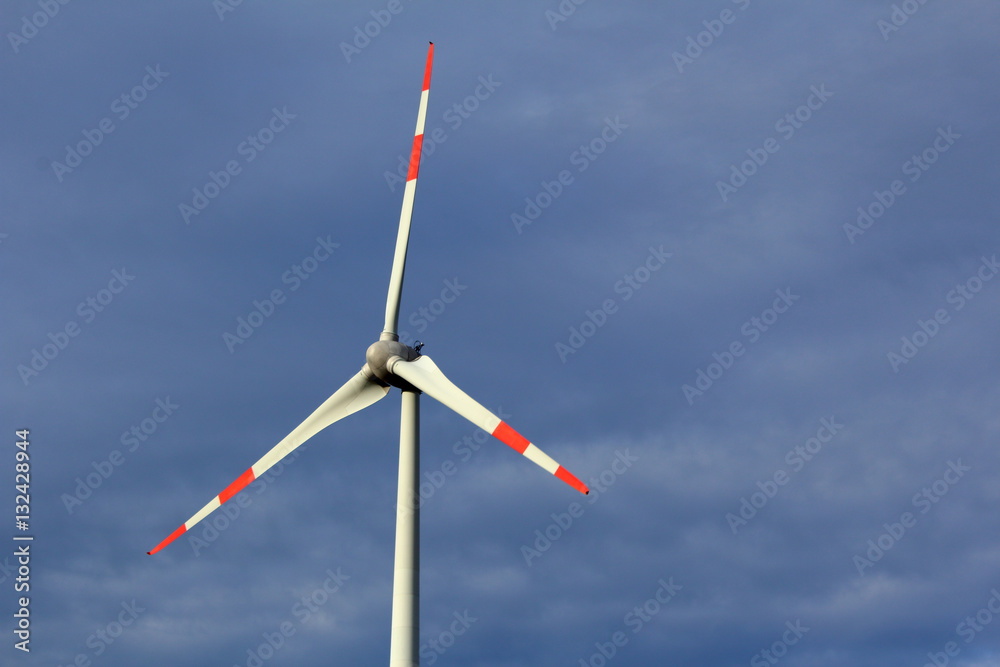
top-left (383, 42), bottom-right (435, 339)
top-left (389, 355), bottom-right (589, 494)
top-left (148, 367), bottom-right (389, 554)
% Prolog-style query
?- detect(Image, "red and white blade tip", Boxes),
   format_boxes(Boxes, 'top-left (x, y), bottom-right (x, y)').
top-left (490, 420), bottom-right (589, 495)
top-left (423, 42), bottom-right (434, 90)
top-left (147, 466), bottom-right (259, 554)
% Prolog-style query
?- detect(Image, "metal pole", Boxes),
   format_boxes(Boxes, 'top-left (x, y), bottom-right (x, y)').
top-left (389, 390), bottom-right (419, 666)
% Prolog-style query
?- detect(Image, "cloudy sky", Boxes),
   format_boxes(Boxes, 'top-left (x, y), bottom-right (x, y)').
top-left (4, 1), bottom-right (1000, 665)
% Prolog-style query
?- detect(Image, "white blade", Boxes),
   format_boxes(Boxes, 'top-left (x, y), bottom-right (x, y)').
top-left (389, 355), bottom-right (589, 494)
top-left (148, 367), bottom-right (389, 554)
top-left (383, 42), bottom-right (434, 338)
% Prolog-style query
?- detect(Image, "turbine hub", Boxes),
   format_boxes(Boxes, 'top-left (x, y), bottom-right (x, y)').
top-left (365, 339), bottom-right (421, 389)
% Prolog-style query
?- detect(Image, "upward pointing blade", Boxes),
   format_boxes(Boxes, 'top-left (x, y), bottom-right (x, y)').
top-left (147, 367), bottom-right (389, 554)
top-left (383, 42), bottom-right (435, 339)
top-left (389, 354), bottom-right (589, 494)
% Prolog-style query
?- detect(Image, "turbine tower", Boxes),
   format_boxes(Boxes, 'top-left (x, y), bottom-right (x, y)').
top-left (147, 43), bottom-right (589, 666)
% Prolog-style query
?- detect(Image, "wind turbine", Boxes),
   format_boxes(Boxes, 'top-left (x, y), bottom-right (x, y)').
top-left (147, 42), bottom-right (589, 666)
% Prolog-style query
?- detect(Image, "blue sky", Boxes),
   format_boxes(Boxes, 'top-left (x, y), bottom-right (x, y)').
top-left (4, 1), bottom-right (1000, 665)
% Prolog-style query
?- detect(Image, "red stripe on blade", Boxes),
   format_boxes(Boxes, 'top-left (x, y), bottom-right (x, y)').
top-left (147, 524), bottom-right (186, 555)
top-left (555, 466), bottom-right (589, 495)
top-left (406, 134), bottom-right (424, 181)
top-left (422, 43), bottom-right (434, 91)
top-left (219, 468), bottom-right (256, 505)
top-left (491, 421), bottom-right (530, 454)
